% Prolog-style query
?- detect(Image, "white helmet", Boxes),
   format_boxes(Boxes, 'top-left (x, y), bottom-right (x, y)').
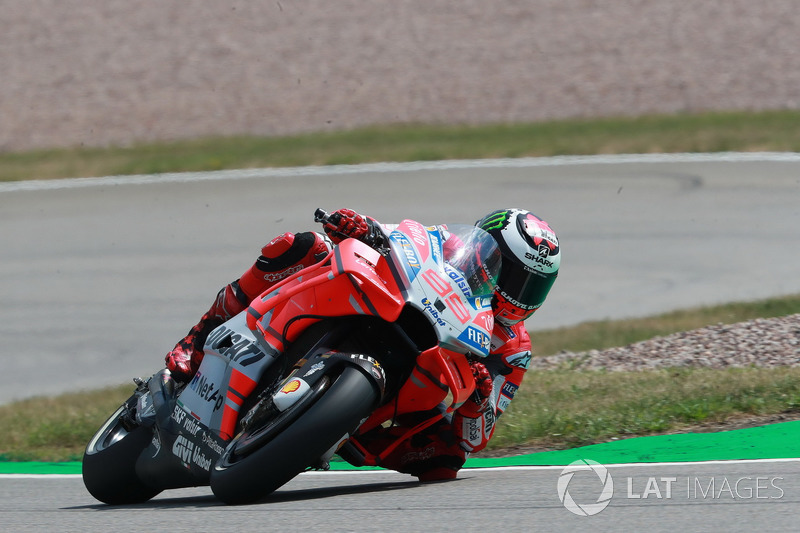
top-left (475, 208), bottom-right (560, 326)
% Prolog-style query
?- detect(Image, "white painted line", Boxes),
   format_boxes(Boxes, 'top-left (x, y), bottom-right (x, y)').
top-left (4, 457), bottom-right (799, 479)
top-left (2, 152), bottom-right (800, 193)
top-left (0, 474), bottom-right (83, 479)
top-left (462, 457), bottom-right (800, 471)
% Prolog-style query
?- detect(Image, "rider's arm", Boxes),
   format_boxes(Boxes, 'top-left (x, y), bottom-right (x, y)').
top-left (452, 322), bottom-right (532, 453)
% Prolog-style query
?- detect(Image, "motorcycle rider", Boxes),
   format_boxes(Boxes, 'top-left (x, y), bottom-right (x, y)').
top-left (165, 207), bottom-right (560, 481)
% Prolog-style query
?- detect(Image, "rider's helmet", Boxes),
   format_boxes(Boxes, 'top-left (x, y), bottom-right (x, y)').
top-left (475, 208), bottom-right (560, 326)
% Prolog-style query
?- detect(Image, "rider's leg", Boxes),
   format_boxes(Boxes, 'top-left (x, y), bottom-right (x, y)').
top-left (165, 232), bottom-right (330, 381)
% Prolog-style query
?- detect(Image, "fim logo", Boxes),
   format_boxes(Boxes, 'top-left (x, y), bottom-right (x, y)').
top-left (557, 459), bottom-right (614, 516)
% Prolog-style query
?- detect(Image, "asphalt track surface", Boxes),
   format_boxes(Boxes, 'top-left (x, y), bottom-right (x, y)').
top-left (2, 153), bottom-right (800, 529)
top-left (2, 461), bottom-right (799, 532)
top-left (2, 153), bottom-right (800, 404)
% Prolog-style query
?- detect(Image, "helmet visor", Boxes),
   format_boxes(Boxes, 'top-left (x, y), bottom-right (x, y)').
top-left (496, 265), bottom-right (557, 311)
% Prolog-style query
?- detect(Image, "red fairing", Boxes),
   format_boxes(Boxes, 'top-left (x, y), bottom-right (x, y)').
top-left (245, 238), bottom-right (405, 351)
top-left (352, 322), bottom-right (532, 481)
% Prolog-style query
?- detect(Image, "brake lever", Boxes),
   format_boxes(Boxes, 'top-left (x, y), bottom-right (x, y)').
top-left (314, 207), bottom-right (390, 255)
top-left (314, 208), bottom-right (349, 242)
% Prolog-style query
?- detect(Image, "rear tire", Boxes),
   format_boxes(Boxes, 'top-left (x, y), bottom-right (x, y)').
top-left (82, 402), bottom-right (161, 505)
top-left (210, 367), bottom-right (379, 505)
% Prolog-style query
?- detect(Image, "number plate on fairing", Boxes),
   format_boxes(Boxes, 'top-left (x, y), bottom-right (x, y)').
top-left (390, 221), bottom-right (496, 357)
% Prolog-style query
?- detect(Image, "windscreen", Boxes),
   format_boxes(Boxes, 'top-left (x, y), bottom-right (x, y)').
top-left (442, 225), bottom-right (502, 299)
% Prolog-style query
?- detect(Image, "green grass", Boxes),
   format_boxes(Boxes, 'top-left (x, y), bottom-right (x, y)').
top-left (2, 109), bottom-right (800, 181)
top-left (488, 366), bottom-right (800, 452)
top-left (1, 295), bottom-right (798, 462)
top-left (0, 385), bottom-right (133, 462)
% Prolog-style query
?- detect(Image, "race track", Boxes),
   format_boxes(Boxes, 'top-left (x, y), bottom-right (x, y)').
top-left (2, 153), bottom-right (800, 529)
top-left (3, 461), bottom-right (800, 532)
top-left (2, 153), bottom-right (799, 404)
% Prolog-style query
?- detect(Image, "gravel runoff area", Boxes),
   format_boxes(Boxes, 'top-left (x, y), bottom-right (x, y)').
top-left (531, 314), bottom-right (800, 372)
top-left (2, 1), bottom-right (800, 151)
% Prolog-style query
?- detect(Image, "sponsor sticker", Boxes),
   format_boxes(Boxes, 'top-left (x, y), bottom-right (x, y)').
top-left (504, 351), bottom-right (532, 369)
top-left (501, 381), bottom-right (518, 399)
top-left (280, 379), bottom-right (302, 394)
top-left (458, 326), bottom-right (492, 353)
top-left (189, 371), bottom-right (224, 411)
top-left (390, 231), bottom-right (422, 280)
top-left (171, 435), bottom-right (213, 471)
top-left (303, 362), bottom-right (325, 377)
top-left (421, 297), bottom-right (447, 327)
top-left (205, 327), bottom-right (266, 367)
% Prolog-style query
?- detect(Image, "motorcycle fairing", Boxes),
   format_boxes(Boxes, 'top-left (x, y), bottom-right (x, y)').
top-left (160, 220), bottom-right (496, 470)
top-left (387, 221), bottom-right (495, 357)
top-left (171, 311), bottom-right (280, 441)
top-left (136, 392), bottom-right (230, 490)
top-left (165, 239), bottom-right (406, 452)
top-left (246, 238), bottom-right (406, 347)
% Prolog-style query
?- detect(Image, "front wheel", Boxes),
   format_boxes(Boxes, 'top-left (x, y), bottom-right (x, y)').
top-left (82, 399), bottom-right (161, 505)
top-left (210, 366), bottom-right (379, 505)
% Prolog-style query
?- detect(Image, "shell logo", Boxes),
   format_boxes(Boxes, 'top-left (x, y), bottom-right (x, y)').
top-left (280, 379), bottom-right (302, 394)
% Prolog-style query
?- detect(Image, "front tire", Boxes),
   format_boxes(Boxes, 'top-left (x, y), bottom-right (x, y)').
top-left (82, 401), bottom-right (161, 505)
top-left (210, 367), bottom-right (379, 505)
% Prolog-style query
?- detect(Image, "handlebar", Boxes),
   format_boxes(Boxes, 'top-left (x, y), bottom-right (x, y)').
top-left (313, 208), bottom-right (331, 225)
top-left (315, 207), bottom-right (390, 255)
top-left (314, 208), bottom-right (355, 246)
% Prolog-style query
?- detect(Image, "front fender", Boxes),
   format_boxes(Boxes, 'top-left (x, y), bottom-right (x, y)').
top-left (279, 351), bottom-right (387, 406)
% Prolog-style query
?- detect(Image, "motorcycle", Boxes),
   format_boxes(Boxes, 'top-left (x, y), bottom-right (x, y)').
top-left (83, 208), bottom-right (501, 505)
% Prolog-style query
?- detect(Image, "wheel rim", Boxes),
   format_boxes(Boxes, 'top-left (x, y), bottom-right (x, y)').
top-left (85, 404), bottom-right (135, 455)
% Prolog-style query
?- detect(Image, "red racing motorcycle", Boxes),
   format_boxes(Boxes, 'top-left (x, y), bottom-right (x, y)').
top-left (83, 209), bottom-right (501, 505)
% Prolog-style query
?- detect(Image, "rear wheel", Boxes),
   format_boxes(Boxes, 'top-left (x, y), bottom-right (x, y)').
top-left (82, 400), bottom-right (161, 505)
top-left (210, 367), bottom-right (379, 505)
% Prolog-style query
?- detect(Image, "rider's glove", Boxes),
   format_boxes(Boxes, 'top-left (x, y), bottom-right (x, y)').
top-left (457, 360), bottom-right (493, 418)
top-left (165, 351), bottom-right (194, 380)
top-left (324, 208), bottom-right (382, 246)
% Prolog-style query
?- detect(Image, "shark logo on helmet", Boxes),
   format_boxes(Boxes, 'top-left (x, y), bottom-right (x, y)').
top-left (521, 213), bottom-right (559, 254)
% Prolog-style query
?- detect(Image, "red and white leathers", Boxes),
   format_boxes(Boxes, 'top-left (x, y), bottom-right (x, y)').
top-left (458, 322), bottom-right (531, 453)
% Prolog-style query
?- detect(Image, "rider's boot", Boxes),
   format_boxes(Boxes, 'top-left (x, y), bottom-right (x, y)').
top-left (165, 280), bottom-right (250, 382)
top-left (350, 419), bottom-right (465, 482)
top-left (165, 232), bottom-right (331, 382)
